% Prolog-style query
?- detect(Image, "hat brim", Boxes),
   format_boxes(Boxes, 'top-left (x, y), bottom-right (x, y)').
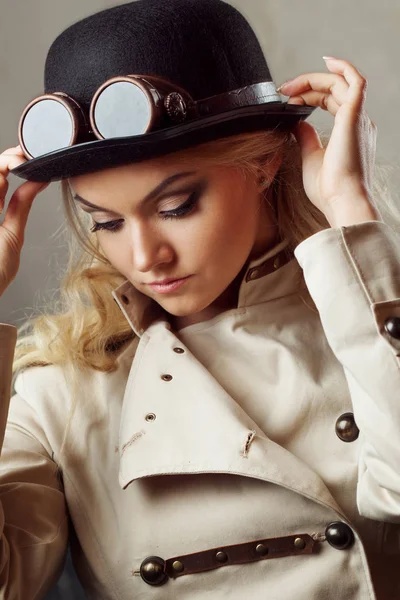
top-left (11, 102), bottom-right (316, 182)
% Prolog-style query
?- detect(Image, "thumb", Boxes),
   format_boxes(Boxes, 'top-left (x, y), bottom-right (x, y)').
top-left (292, 120), bottom-right (323, 161)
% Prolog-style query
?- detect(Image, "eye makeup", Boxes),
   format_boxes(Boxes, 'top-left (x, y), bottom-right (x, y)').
top-left (89, 180), bottom-right (207, 234)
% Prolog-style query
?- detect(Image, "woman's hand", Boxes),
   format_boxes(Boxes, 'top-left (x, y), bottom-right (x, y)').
top-left (277, 57), bottom-right (381, 227)
top-left (0, 146), bottom-right (49, 297)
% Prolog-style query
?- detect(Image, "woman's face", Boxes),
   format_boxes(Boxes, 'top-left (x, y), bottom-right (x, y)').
top-left (69, 154), bottom-right (281, 329)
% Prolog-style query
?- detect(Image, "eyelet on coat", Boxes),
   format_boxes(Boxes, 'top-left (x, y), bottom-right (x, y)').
top-left (145, 413), bottom-right (156, 422)
top-left (161, 374), bottom-right (173, 381)
top-left (173, 347), bottom-right (185, 353)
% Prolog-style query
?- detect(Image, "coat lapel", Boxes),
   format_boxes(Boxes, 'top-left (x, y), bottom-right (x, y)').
top-left (118, 319), bottom-right (346, 519)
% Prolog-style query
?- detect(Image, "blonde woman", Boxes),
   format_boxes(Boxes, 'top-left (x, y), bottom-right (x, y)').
top-left (1, 0), bottom-right (400, 598)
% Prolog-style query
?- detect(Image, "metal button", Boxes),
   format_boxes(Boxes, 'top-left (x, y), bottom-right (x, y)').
top-left (173, 347), bottom-right (185, 353)
top-left (139, 556), bottom-right (168, 586)
top-left (255, 543), bottom-right (269, 555)
top-left (294, 537), bottom-right (306, 550)
top-left (384, 316), bottom-right (400, 340)
top-left (325, 522), bottom-right (354, 550)
top-left (215, 550), bottom-right (228, 563)
top-left (335, 412), bottom-right (359, 443)
top-left (145, 413), bottom-right (156, 422)
top-left (161, 374), bottom-right (173, 381)
top-left (172, 560), bottom-right (184, 573)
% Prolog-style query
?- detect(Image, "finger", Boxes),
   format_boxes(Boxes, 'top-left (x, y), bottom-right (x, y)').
top-left (287, 90), bottom-right (341, 116)
top-left (0, 153), bottom-right (27, 173)
top-left (278, 72), bottom-right (349, 106)
top-left (0, 145), bottom-right (26, 159)
top-left (323, 57), bottom-right (368, 109)
top-left (0, 151), bottom-right (30, 213)
top-left (0, 147), bottom-right (28, 178)
top-left (292, 120), bottom-right (324, 161)
top-left (2, 181), bottom-right (47, 241)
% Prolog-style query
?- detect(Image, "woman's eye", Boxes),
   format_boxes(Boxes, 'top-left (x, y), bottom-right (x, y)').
top-left (159, 189), bottom-right (200, 220)
top-left (90, 187), bottom-right (202, 234)
top-left (90, 219), bottom-right (124, 234)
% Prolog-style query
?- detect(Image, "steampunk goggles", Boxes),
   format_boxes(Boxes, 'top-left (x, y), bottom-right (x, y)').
top-left (18, 74), bottom-right (281, 160)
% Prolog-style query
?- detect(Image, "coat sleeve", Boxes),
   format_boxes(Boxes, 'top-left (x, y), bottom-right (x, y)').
top-left (0, 322), bottom-right (69, 598)
top-left (294, 219), bottom-right (400, 523)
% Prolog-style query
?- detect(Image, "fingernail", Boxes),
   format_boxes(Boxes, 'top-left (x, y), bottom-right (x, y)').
top-left (276, 79), bottom-right (293, 92)
top-left (323, 56), bottom-right (337, 60)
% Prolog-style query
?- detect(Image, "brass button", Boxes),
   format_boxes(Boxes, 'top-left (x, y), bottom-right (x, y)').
top-left (384, 316), bottom-right (400, 339)
top-left (255, 543), bottom-right (269, 555)
top-left (161, 374), bottom-right (173, 381)
top-left (173, 347), bottom-right (185, 354)
top-left (215, 550), bottom-right (228, 563)
top-left (294, 537), bottom-right (306, 550)
top-left (172, 560), bottom-right (184, 573)
top-left (139, 556), bottom-right (168, 586)
top-left (145, 413), bottom-right (156, 422)
top-left (325, 522), bottom-right (354, 550)
top-left (335, 412), bottom-right (359, 443)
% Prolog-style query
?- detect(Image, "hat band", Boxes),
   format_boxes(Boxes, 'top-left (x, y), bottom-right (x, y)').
top-left (18, 75), bottom-right (282, 160)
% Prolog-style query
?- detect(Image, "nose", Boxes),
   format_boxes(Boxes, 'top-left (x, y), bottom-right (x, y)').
top-left (130, 219), bottom-right (174, 272)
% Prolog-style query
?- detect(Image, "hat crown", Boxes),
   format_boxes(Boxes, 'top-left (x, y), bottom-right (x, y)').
top-left (44, 0), bottom-right (272, 113)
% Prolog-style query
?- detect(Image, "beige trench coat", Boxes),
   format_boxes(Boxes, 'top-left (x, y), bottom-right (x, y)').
top-left (0, 219), bottom-right (400, 599)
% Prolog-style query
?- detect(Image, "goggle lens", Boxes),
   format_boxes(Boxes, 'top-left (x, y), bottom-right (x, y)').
top-left (93, 80), bottom-right (152, 138)
top-left (22, 98), bottom-right (75, 158)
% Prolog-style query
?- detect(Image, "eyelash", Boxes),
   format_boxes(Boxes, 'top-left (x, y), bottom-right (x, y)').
top-left (90, 190), bottom-right (200, 234)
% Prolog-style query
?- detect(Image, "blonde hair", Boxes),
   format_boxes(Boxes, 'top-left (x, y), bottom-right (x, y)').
top-left (10, 128), bottom-right (400, 460)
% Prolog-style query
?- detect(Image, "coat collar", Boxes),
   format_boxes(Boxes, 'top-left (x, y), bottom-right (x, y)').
top-left (112, 238), bottom-right (346, 518)
top-left (117, 319), bottom-right (345, 519)
top-left (111, 237), bottom-right (302, 337)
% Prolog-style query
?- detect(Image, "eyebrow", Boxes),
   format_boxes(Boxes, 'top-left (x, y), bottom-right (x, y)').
top-left (72, 171), bottom-right (197, 214)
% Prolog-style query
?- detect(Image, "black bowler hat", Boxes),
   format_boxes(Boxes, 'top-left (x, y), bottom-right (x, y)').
top-left (11, 0), bottom-right (316, 183)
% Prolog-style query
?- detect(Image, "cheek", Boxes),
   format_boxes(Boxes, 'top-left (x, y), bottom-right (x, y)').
top-left (181, 191), bottom-right (258, 272)
top-left (96, 233), bottom-right (131, 273)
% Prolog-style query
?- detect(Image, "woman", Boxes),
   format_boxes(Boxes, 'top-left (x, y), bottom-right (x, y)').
top-left (1, 0), bottom-right (400, 598)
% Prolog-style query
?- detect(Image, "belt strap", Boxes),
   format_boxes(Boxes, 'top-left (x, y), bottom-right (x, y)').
top-left (165, 533), bottom-right (316, 578)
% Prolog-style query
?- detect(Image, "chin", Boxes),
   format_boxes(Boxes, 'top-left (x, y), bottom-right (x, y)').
top-left (159, 294), bottom-right (213, 317)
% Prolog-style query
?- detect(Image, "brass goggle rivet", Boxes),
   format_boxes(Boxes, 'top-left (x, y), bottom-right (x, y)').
top-left (172, 560), bottom-right (184, 573)
top-left (161, 374), bottom-right (173, 381)
top-left (294, 537), bottom-right (306, 550)
top-left (145, 413), bottom-right (156, 422)
top-left (255, 543), bottom-right (269, 556)
top-left (215, 550), bottom-right (228, 563)
top-left (273, 256), bottom-right (281, 269)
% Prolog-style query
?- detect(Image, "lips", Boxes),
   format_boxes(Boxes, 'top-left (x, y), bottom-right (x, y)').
top-left (148, 275), bottom-right (192, 293)
top-left (150, 277), bottom-right (185, 285)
